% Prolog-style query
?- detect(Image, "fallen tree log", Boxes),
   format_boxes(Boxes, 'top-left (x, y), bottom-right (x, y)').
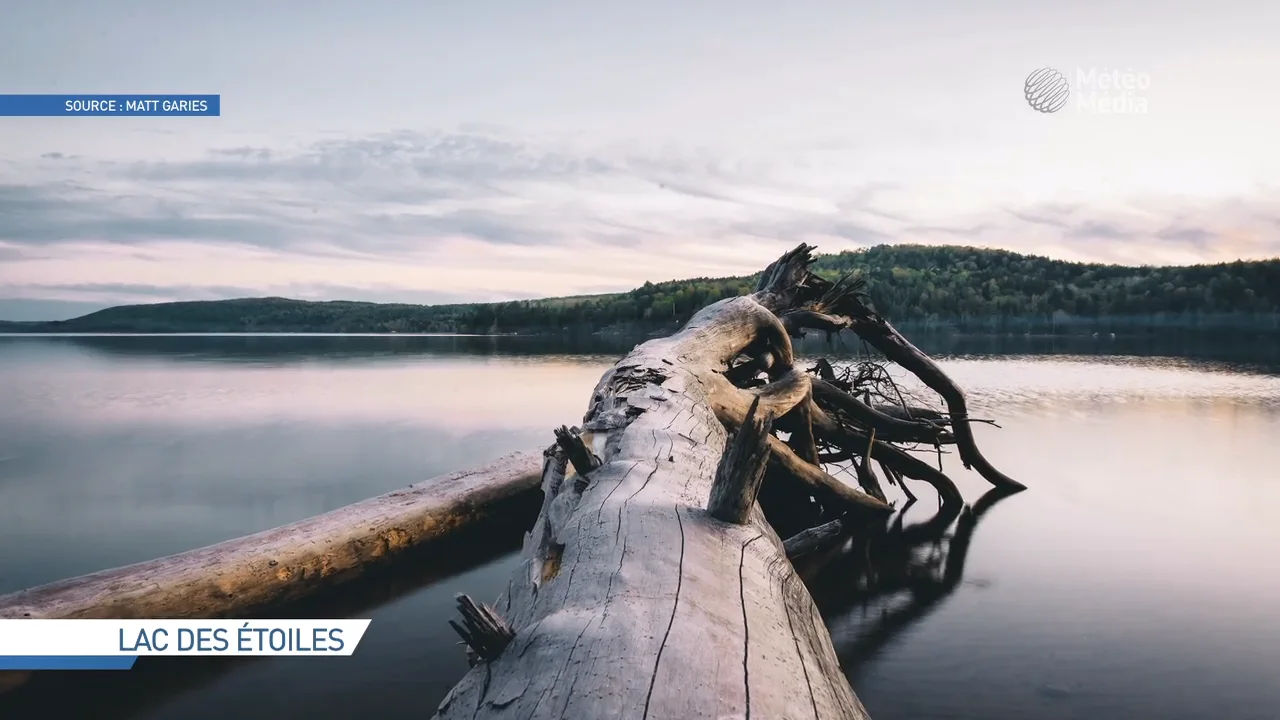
top-left (436, 245), bottom-right (1022, 720)
top-left (0, 450), bottom-right (544, 620)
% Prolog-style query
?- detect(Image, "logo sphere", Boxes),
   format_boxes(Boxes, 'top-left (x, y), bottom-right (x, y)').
top-left (1024, 68), bottom-right (1069, 113)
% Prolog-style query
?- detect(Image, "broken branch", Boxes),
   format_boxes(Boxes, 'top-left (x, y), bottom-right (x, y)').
top-left (707, 397), bottom-right (774, 524)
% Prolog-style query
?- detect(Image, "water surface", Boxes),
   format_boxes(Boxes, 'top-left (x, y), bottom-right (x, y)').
top-left (1, 334), bottom-right (1279, 720)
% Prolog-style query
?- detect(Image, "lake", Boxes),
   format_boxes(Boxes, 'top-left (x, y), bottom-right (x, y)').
top-left (2, 333), bottom-right (1279, 720)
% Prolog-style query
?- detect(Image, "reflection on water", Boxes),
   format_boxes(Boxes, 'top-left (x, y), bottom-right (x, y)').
top-left (0, 333), bottom-right (633, 365)
top-left (5, 330), bottom-right (1278, 372)
top-left (805, 488), bottom-right (1018, 673)
top-left (2, 334), bottom-right (1280, 720)
top-left (0, 337), bottom-right (613, 592)
top-left (0, 519), bottom-right (529, 719)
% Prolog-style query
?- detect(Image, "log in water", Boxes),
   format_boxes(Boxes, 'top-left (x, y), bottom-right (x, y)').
top-left (435, 246), bottom-right (892, 720)
top-left (2, 244), bottom-right (1022, 717)
top-left (0, 450), bottom-right (544, 620)
top-left (434, 244), bottom-right (1021, 719)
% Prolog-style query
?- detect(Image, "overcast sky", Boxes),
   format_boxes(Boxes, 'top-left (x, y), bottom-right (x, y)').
top-left (1, 0), bottom-right (1277, 320)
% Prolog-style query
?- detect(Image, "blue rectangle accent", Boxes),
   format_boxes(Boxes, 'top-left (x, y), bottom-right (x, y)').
top-left (0, 656), bottom-right (138, 670)
top-left (0, 95), bottom-right (220, 117)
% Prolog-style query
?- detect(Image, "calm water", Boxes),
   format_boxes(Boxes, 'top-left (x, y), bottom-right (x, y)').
top-left (2, 334), bottom-right (1280, 720)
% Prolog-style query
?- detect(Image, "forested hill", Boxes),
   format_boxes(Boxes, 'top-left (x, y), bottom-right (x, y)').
top-left (5, 244), bottom-right (1280, 335)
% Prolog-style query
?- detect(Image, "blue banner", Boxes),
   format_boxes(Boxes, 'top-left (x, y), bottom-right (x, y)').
top-left (0, 656), bottom-right (138, 670)
top-left (0, 95), bottom-right (220, 117)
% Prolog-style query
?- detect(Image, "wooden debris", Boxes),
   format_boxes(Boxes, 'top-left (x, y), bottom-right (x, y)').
top-left (448, 593), bottom-right (515, 665)
top-left (784, 516), bottom-right (852, 559)
top-left (706, 397), bottom-right (774, 524)
top-left (0, 451), bottom-right (544, 620)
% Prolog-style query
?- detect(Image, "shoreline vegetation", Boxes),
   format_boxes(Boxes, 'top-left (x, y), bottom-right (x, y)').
top-left (3, 244), bottom-right (1279, 335)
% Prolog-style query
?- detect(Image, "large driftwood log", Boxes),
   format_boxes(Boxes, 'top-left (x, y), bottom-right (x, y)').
top-left (436, 245), bottom-right (1022, 719)
top-left (435, 248), bottom-right (877, 720)
top-left (0, 451), bottom-right (543, 620)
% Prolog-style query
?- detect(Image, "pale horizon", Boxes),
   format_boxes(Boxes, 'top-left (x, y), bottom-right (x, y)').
top-left (3, 0), bottom-right (1278, 320)
top-left (3, 239), bottom-right (1277, 322)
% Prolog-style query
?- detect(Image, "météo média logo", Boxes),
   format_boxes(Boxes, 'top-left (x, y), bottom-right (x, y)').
top-left (1023, 67), bottom-right (1150, 115)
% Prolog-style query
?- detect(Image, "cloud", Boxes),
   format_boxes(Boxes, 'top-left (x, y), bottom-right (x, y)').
top-left (733, 214), bottom-right (892, 245)
top-left (1066, 221), bottom-right (1134, 240)
top-left (0, 244), bottom-right (29, 262)
top-left (903, 223), bottom-right (993, 239)
top-left (1, 128), bottom-right (1278, 310)
top-left (1005, 208), bottom-right (1070, 229)
top-left (1156, 225), bottom-right (1216, 247)
top-left (983, 199), bottom-right (1280, 265)
top-left (0, 131), bottom-right (913, 261)
top-left (121, 132), bottom-right (612, 195)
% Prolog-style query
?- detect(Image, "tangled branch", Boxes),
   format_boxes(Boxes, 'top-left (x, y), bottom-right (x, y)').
top-left (718, 243), bottom-right (1024, 536)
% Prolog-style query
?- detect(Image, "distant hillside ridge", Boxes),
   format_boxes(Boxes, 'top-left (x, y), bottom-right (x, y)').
top-left (4, 244), bottom-right (1280, 334)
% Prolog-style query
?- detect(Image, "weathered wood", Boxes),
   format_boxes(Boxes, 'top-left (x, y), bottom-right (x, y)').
top-left (879, 459), bottom-right (916, 502)
top-left (799, 307), bottom-right (1023, 491)
top-left (810, 376), bottom-right (952, 445)
top-left (784, 516), bottom-right (852, 559)
top-left (776, 267), bottom-right (1021, 495)
top-left (450, 593), bottom-right (516, 666)
top-left (849, 319), bottom-right (1025, 491)
top-left (706, 370), bottom-right (893, 516)
top-left (0, 450), bottom-right (544, 620)
top-left (766, 433), bottom-right (894, 514)
top-left (435, 246), bottom-right (875, 720)
top-left (785, 386), bottom-right (822, 464)
top-left (810, 404), bottom-right (964, 508)
top-left (554, 424), bottom-right (602, 487)
top-left (706, 397), bottom-right (774, 524)
top-left (850, 454), bottom-right (889, 503)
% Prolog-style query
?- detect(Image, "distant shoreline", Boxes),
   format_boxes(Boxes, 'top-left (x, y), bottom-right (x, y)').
top-left (3, 325), bottom-right (1279, 339)
top-left (3, 245), bottom-right (1278, 335)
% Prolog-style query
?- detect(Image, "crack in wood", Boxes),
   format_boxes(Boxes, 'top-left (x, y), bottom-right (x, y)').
top-left (559, 515), bottom-right (587, 592)
top-left (739, 534), bottom-right (765, 720)
top-left (471, 663), bottom-right (492, 720)
top-left (516, 616), bottom-right (546, 658)
top-left (525, 615), bottom-right (595, 719)
top-left (802, 592), bottom-right (862, 720)
top-left (543, 474), bottom-right (643, 718)
top-left (641, 505), bottom-right (686, 720)
top-left (595, 460), bottom-right (640, 526)
top-left (618, 460), bottom-right (661, 544)
top-left (781, 574), bottom-right (821, 720)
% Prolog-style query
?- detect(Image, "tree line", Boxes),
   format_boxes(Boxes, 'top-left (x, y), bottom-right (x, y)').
top-left (6, 244), bottom-right (1280, 334)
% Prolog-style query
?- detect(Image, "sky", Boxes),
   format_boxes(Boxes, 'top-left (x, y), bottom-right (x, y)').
top-left (1, 0), bottom-right (1278, 320)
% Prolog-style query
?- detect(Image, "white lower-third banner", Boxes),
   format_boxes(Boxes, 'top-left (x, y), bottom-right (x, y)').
top-left (0, 619), bottom-right (371, 670)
